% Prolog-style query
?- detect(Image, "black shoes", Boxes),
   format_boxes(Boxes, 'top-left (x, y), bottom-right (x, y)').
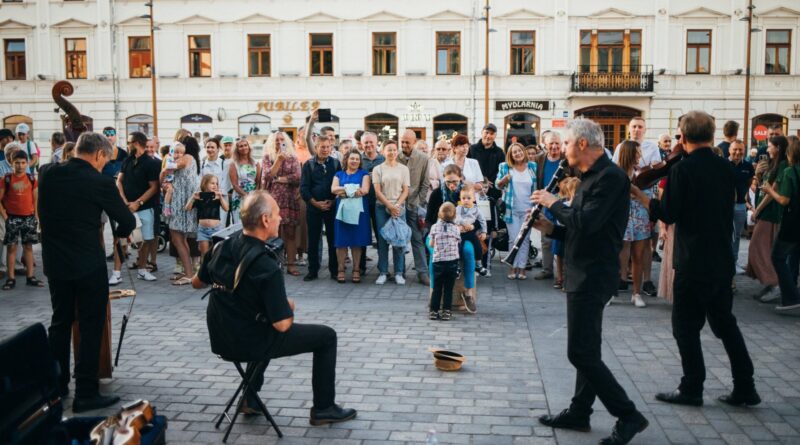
top-left (718, 389), bottom-right (761, 407)
top-left (599, 413), bottom-right (649, 445)
top-left (655, 389), bottom-right (703, 407)
top-left (538, 409), bottom-right (591, 432)
top-left (72, 394), bottom-right (120, 413)
top-left (303, 273), bottom-right (318, 282)
top-left (309, 404), bottom-right (357, 426)
top-left (642, 281), bottom-right (657, 297)
top-left (618, 280), bottom-right (629, 292)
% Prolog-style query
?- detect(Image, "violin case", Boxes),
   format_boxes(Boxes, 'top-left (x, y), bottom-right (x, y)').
top-left (0, 323), bottom-right (167, 445)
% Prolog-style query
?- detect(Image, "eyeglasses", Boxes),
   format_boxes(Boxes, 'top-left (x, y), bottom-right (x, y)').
top-left (103, 131), bottom-right (116, 136)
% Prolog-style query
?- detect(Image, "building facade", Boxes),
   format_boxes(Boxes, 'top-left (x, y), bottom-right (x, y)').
top-left (1, 0), bottom-right (799, 157)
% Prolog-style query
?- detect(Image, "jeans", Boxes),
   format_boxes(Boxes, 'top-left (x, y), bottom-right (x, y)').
top-left (375, 203), bottom-right (405, 275)
top-left (507, 211), bottom-right (531, 269)
top-left (566, 292), bottom-right (639, 420)
top-left (460, 230), bottom-right (482, 268)
top-left (431, 260), bottom-right (458, 311)
top-left (427, 236), bottom-right (475, 290)
top-left (306, 207), bottom-right (337, 276)
top-left (672, 271), bottom-right (755, 395)
top-left (732, 203), bottom-right (747, 267)
top-left (405, 207), bottom-right (428, 278)
top-left (47, 266), bottom-right (108, 397)
top-left (247, 323), bottom-right (337, 409)
top-left (771, 238), bottom-right (800, 305)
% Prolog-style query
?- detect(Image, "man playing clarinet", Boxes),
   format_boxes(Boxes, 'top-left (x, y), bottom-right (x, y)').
top-left (532, 118), bottom-right (648, 445)
top-left (631, 111), bottom-right (759, 408)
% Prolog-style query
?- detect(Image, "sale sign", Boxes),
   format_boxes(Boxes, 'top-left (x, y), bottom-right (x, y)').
top-left (753, 125), bottom-right (769, 141)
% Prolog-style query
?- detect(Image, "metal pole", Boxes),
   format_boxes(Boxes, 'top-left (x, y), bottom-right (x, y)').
top-left (484, 0), bottom-right (490, 125)
top-left (742, 0), bottom-right (753, 149)
top-left (148, 1), bottom-right (159, 136)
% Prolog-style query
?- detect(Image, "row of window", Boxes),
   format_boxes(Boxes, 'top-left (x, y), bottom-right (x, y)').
top-left (1, 29), bottom-right (793, 80)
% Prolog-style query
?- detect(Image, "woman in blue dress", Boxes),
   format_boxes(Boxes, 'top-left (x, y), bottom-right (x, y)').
top-left (331, 149), bottom-right (371, 283)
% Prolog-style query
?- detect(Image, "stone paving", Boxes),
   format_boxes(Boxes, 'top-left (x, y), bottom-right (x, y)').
top-left (1, 239), bottom-right (799, 444)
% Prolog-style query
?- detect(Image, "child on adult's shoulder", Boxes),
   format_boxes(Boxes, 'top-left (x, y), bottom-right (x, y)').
top-left (428, 202), bottom-right (461, 321)
top-left (455, 188), bottom-right (488, 276)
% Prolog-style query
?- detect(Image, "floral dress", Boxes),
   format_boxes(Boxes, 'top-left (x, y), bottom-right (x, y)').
top-left (261, 155), bottom-right (301, 225)
top-left (169, 157), bottom-right (199, 233)
top-left (230, 162), bottom-right (258, 213)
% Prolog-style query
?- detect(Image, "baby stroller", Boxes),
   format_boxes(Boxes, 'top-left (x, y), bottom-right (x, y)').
top-left (488, 199), bottom-right (539, 263)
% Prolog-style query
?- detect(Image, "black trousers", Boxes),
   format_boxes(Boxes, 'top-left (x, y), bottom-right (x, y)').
top-left (247, 323), bottom-right (337, 409)
top-left (566, 292), bottom-right (638, 420)
top-left (672, 271), bottom-right (755, 396)
top-left (47, 266), bottom-right (108, 397)
top-left (359, 201), bottom-right (378, 273)
top-left (306, 207), bottom-right (337, 276)
top-left (430, 260), bottom-right (458, 311)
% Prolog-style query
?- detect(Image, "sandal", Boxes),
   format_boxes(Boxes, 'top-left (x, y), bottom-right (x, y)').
top-left (352, 270), bottom-right (361, 283)
top-left (172, 277), bottom-right (192, 286)
top-left (169, 273), bottom-right (186, 281)
top-left (286, 263), bottom-right (301, 277)
top-left (26, 277), bottom-right (45, 287)
top-left (2, 278), bottom-right (15, 290)
top-left (109, 289), bottom-right (136, 300)
top-left (336, 270), bottom-right (346, 283)
top-left (507, 273), bottom-right (517, 280)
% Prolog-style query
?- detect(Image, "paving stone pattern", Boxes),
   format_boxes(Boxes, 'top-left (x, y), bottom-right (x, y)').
top-left (0, 239), bottom-right (798, 444)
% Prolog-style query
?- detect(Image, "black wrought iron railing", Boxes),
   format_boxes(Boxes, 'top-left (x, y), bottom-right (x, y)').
top-left (571, 65), bottom-right (654, 93)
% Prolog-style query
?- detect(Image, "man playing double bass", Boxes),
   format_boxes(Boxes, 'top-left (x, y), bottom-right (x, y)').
top-left (531, 118), bottom-right (649, 445)
top-left (631, 111), bottom-right (760, 407)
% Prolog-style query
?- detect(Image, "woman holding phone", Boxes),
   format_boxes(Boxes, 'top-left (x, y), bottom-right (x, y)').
top-left (260, 131), bottom-right (303, 276)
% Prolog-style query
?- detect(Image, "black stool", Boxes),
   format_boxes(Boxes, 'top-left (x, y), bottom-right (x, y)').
top-left (214, 357), bottom-right (283, 442)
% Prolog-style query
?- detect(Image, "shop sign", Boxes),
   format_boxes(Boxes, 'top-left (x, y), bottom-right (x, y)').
top-left (495, 100), bottom-right (550, 111)
top-left (402, 102), bottom-right (432, 122)
top-left (551, 119), bottom-right (567, 128)
top-left (791, 104), bottom-right (800, 119)
top-left (180, 113), bottom-right (212, 123)
top-left (255, 100), bottom-right (320, 113)
top-left (752, 125), bottom-right (769, 141)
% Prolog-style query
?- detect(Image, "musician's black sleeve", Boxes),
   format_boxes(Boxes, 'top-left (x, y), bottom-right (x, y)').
top-left (98, 176), bottom-right (136, 238)
top-left (550, 170), bottom-right (629, 236)
top-left (648, 165), bottom-right (683, 224)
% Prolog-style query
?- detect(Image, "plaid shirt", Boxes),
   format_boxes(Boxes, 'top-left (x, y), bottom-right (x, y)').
top-left (429, 220), bottom-right (461, 262)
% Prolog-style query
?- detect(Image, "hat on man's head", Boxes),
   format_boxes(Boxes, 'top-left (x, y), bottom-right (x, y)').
top-left (482, 123), bottom-right (497, 133)
top-left (0, 129), bottom-right (13, 139)
top-left (15, 123), bottom-right (30, 135)
top-left (221, 136), bottom-right (235, 144)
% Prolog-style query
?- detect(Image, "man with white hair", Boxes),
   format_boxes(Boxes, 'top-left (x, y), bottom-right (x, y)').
top-left (533, 118), bottom-right (649, 445)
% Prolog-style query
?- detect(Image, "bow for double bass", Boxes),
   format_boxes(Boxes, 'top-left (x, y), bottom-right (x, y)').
top-left (112, 220), bottom-right (138, 368)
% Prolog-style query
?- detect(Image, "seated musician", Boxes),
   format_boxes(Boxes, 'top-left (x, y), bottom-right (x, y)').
top-left (192, 191), bottom-right (356, 426)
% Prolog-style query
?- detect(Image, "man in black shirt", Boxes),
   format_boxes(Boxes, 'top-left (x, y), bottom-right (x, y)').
top-left (192, 191), bottom-right (356, 425)
top-left (532, 118), bottom-right (648, 445)
top-left (468, 123), bottom-right (505, 200)
top-left (39, 132), bottom-right (136, 412)
top-left (300, 136), bottom-right (340, 281)
top-left (632, 111), bottom-right (759, 408)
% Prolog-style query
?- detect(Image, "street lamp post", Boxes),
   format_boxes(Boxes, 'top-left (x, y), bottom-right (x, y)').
top-left (144, 2), bottom-right (158, 137)
top-left (483, 0), bottom-right (490, 126)
top-left (742, 0), bottom-right (756, 149)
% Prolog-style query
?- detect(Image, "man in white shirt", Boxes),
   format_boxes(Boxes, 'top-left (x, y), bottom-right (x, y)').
top-left (201, 139), bottom-right (230, 226)
top-left (612, 116), bottom-right (660, 297)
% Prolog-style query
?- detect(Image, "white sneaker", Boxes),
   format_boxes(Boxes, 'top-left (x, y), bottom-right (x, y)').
top-left (632, 293), bottom-right (647, 308)
top-left (395, 274), bottom-right (406, 285)
top-left (137, 270), bottom-right (157, 281)
top-left (109, 274), bottom-right (122, 286)
top-left (760, 287), bottom-right (781, 303)
top-left (375, 274), bottom-right (387, 285)
top-left (606, 296), bottom-right (616, 307)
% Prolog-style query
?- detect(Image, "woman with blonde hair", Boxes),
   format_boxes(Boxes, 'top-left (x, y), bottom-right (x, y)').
top-left (260, 131), bottom-right (303, 275)
top-left (428, 139), bottom-right (450, 195)
top-left (228, 138), bottom-right (261, 224)
top-left (495, 142), bottom-right (537, 279)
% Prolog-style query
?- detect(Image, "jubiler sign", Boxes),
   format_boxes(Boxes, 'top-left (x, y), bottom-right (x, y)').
top-left (256, 100), bottom-right (320, 113)
top-left (495, 100), bottom-right (550, 111)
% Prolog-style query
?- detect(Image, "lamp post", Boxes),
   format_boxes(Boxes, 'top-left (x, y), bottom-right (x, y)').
top-left (143, 2), bottom-right (158, 137)
top-left (741, 0), bottom-right (759, 149)
top-left (483, 0), bottom-right (490, 125)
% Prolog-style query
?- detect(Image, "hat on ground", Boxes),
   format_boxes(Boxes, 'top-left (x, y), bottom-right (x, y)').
top-left (221, 136), bottom-right (235, 144)
top-left (15, 123), bottom-right (30, 135)
top-left (0, 129), bottom-right (13, 139)
top-left (482, 123), bottom-right (497, 133)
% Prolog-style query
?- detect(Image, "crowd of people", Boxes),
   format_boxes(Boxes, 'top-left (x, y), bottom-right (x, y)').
top-left (0, 113), bottom-right (797, 317)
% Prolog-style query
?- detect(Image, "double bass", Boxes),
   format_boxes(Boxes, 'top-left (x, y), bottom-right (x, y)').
top-left (52, 80), bottom-right (91, 142)
top-left (632, 142), bottom-right (685, 189)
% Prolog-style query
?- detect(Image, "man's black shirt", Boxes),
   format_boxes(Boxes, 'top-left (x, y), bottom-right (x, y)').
top-left (38, 158), bottom-right (135, 280)
top-left (731, 159), bottom-right (755, 204)
top-left (198, 232), bottom-right (293, 361)
top-left (549, 155), bottom-right (629, 296)
top-left (119, 152), bottom-right (160, 209)
top-left (649, 147), bottom-right (735, 282)
top-left (300, 156), bottom-right (340, 204)
top-left (468, 141), bottom-right (505, 184)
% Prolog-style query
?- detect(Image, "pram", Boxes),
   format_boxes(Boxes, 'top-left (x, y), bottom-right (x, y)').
top-left (486, 199), bottom-right (539, 263)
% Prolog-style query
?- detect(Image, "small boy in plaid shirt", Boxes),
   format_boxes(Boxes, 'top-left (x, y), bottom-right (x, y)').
top-left (428, 202), bottom-right (460, 321)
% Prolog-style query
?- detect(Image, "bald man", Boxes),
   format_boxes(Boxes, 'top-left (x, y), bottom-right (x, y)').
top-left (399, 129), bottom-right (430, 285)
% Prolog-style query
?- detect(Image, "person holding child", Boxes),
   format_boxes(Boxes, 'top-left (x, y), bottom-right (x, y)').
top-left (167, 137), bottom-right (201, 286)
top-left (185, 174), bottom-right (228, 257)
top-left (428, 202), bottom-right (460, 321)
top-left (495, 142), bottom-right (537, 280)
top-left (0, 151), bottom-right (43, 290)
top-left (454, 187), bottom-right (487, 276)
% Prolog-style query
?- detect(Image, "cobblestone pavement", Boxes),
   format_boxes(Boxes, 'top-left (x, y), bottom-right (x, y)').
top-left (1, 239), bottom-right (799, 445)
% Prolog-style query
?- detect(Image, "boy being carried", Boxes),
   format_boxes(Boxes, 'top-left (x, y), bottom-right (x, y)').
top-left (455, 188), bottom-right (487, 276)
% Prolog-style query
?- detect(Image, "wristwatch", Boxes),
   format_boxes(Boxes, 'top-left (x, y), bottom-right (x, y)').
top-left (138, 200), bottom-right (144, 206)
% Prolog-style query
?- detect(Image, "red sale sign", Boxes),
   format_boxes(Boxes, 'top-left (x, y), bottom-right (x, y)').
top-left (753, 125), bottom-right (769, 141)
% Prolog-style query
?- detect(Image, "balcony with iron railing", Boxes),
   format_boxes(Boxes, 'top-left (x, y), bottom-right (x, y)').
top-left (570, 65), bottom-right (654, 93)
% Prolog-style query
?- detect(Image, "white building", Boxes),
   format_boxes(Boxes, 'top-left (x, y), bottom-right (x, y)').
top-left (1, 0), bottom-right (799, 157)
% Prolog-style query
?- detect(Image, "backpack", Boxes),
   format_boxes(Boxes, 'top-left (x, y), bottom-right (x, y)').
top-left (3, 172), bottom-right (35, 189)
top-left (778, 166), bottom-right (800, 242)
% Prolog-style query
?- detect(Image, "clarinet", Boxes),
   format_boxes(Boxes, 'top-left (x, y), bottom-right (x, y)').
top-left (502, 159), bottom-right (568, 266)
